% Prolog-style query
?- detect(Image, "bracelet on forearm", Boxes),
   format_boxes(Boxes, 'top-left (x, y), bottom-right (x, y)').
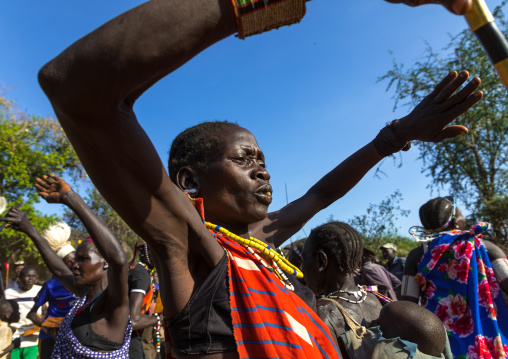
top-left (373, 120), bottom-right (411, 157)
top-left (231, 0), bottom-right (306, 39)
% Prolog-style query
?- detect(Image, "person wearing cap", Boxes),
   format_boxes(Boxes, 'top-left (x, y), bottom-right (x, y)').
top-left (380, 243), bottom-right (406, 299)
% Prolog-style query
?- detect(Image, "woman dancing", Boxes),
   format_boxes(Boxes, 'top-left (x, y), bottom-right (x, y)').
top-left (37, 0), bottom-right (483, 357)
top-left (1, 175), bottom-right (131, 358)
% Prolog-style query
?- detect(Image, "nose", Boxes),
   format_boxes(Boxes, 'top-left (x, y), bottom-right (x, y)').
top-left (253, 163), bottom-right (270, 181)
top-left (72, 260), bottom-right (79, 270)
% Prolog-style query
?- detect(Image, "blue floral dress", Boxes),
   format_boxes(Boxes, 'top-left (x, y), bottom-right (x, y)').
top-left (416, 223), bottom-right (508, 359)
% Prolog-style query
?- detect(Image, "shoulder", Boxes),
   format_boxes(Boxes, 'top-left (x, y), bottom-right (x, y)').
top-left (4, 288), bottom-right (19, 298)
top-left (29, 285), bottom-right (42, 296)
top-left (395, 256), bottom-right (406, 264)
top-left (404, 246), bottom-right (424, 275)
top-left (316, 299), bottom-right (345, 337)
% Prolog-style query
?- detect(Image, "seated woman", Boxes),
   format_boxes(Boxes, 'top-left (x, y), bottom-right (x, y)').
top-left (0, 175), bottom-right (131, 358)
top-left (301, 222), bottom-right (384, 344)
top-left (403, 197), bottom-right (508, 358)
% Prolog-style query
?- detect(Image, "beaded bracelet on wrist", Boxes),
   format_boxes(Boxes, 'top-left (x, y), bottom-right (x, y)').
top-left (231, 0), bottom-right (306, 39)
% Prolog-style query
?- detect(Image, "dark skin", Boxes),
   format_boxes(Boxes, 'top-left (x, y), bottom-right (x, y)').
top-left (37, 1), bottom-right (482, 357)
top-left (380, 248), bottom-right (395, 262)
top-left (130, 248), bottom-right (158, 331)
top-left (18, 268), bottom-right (37, 292)
top-left (482, 240), bottom-right (508, 296)
top-left (301, 248), bottom-right (382, 348)
top-left (27, 252), bottom-right (75, 332)
top-left (0, 175), bottom-right (130, 347)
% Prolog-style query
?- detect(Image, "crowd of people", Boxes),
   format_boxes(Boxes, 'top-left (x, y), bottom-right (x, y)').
top-left (1, 0), bottom-right (508, 357)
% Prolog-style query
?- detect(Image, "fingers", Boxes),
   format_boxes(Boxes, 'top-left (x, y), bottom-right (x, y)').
top-left (444, 89), bottom-right (483, 120)
top-left (49, 173), bottom-right (61, 181)
top-left (432, 125), bottom-right (469, 142)
top-left (448, 76), bottom-right (481, 106)
top-left (433, 71), bottom-right (469, 103)
top-left (428, 71), bottom-right (458, 98)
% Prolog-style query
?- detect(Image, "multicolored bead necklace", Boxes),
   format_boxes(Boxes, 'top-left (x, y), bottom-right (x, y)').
top-left (154, 313), bottom-right (161, 355)
top-left (205, 222), bottom-right (303, 290)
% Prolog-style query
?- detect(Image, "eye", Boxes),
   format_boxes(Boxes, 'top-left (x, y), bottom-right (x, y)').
top-left (258, 160), bottom-right (266, 168)
top-left (232, 156), bottom-right (248, 164)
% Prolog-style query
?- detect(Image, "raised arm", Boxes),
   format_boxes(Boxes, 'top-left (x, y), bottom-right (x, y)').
top-left (35, 174), bottom-right (129, 310)
top-left (0, 208), bottom-right (80, 296)
top-left (37, 0), bottom-right (234, 297)
top-left (256, 71), bottom-right (482, 247)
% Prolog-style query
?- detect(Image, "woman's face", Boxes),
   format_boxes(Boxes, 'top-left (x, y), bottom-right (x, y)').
top-left (198, 127), bottom-right (272, 227)
top-left (62, 251), bottom-right (76, 271)
top-left (72, 243), bottom-right (106, 287)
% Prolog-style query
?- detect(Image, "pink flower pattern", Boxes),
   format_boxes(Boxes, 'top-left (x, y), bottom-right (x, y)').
top-left (416, 223), bottom-right (508, 358)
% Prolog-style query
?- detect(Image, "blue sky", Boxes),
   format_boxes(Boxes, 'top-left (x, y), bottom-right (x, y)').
top-left (1, 0), bottom-right (504, 247)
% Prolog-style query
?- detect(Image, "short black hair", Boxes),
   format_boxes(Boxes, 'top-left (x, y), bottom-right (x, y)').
top-left (419, 197), bottom-right (454, 230)
top-left (305, 222), bottom-right (363, 274)
top-left (168, 121), bottom-right (241, 183)
top-left (19, 266), bottom-right (37, 277)
top-left (379, 301), bottom-right (446, 357)
top-left (0, 300), bottom-right (12, 317)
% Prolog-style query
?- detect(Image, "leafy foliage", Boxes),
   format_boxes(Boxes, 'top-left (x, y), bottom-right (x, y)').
top-left (346, 190), bottom-right (416, 256)
top-left (63, 186), bottom-right (140, 250)
top-left (379, 2), bottom-right (508, 241)
top-left (0, 95), bottom-right (84, 264)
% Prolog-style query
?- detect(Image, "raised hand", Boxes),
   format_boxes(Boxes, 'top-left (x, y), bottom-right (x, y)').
top-left (0, 207), bottom-right (35, 234)
top-left (384, 0), bottom-right (472, 15)
top-left (35, 174), bottom-right (72, 204)
top-left (393, 70), bottom-right (482, 143)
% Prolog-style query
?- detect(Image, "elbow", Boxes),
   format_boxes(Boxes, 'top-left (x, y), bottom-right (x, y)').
top-left (38, 61), bottom-right (65, 107)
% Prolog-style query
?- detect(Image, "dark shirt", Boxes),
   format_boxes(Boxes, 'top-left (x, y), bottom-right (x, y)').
top-left (359, 262), bottom-right (400, 301)
top-left (384, 256), bottom-right (406, 281)
top-left (128, 263), bottom-right (152, 359)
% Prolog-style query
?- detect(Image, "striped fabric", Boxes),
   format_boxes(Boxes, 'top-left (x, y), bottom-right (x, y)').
top-left (210, 229), bottom-right (340, 358)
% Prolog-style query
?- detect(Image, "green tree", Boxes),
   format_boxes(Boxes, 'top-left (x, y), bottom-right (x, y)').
top-left (63, 186), bottom-right (140, 250)
top-left (0, 95), bottom-right (84, 264)
top-left (379, 2), bottom-right (508, 241)
top-left (347, 190), bottom-right (413, 253)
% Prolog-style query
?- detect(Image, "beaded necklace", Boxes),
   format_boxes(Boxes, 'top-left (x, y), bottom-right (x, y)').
top-left (76, 292), bottom-right (103, 316)
top-left (205, 222), bottom-right (303, 290)
top-left (154, 313), bottom-right (161, 355)
top-left (326, 288), bottom-right (367, 304)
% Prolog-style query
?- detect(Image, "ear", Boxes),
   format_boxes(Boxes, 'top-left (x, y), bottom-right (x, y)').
top-left (317, 250), bottom-right (328, 272)
top-left (176, 167), bottom-right (200, 197)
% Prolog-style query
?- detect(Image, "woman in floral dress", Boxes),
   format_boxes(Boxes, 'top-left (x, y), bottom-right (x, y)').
top-left (402, 197), bottom-right (508, 359)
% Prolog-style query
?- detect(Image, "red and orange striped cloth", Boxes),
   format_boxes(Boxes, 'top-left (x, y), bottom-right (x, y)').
top-left (165, 197), bottom-right (340, 358)
top-left (212, 228), bottom-right (340, 358)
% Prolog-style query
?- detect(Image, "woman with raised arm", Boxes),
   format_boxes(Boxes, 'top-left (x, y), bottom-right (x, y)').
top-left (0, 175), bottom-right (131, 358)
top-left (37, 0), bottom-right (483, 357)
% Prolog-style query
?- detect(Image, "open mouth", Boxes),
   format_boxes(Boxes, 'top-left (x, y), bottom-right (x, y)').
top-left (255, 184), bottom-right (273, 205)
